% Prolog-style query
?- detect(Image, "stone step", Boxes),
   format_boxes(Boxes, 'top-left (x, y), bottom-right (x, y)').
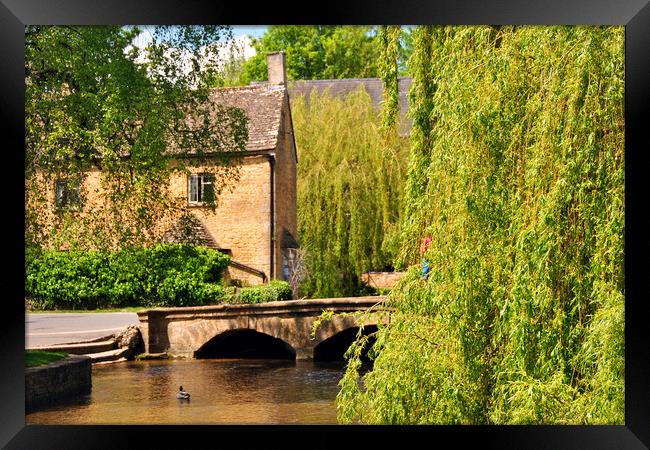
top-left (77, 333), bottom-right (118, 344)
top-left (29, 339), bottom-right (117, 355)
top-left (85, 347), bottom-right (131, 363)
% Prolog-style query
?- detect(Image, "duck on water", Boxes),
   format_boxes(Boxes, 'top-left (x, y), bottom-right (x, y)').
top-left (177, 386), bottom-right (190, 400)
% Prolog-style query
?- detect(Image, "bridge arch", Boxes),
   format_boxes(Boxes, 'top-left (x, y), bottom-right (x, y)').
top-left (194, 328), bottom-right (296, 360)
top-left (313, 324), bottom-right (378, 362)
top-left (137, 296), bottom-right (388, 359)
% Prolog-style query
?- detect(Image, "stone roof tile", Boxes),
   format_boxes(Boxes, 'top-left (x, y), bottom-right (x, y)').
top-left (162, 214), bottom-right (219, 249)
top-left (207, 84), bottom-right (286, 152)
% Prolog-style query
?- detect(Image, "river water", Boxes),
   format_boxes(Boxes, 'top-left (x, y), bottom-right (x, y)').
top-left (26, 359), bottom-right (350, 425)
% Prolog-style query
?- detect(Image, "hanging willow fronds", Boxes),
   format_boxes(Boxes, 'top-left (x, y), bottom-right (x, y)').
top-left (396, 26), bottom-right (438, 267)
top-left (378, 25), bottom-right (402, 135)
top-left (293, 89), bottom-right (409, 298)
top-left (337, 25), bottom-right (624, 425)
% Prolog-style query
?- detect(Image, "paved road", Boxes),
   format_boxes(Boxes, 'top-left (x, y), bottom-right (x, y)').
top-left (25, 313), bottom-right (140, 348)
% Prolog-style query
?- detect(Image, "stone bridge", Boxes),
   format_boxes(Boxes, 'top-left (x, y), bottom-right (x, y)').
top-left (137, 296), bottom-right (387, 360)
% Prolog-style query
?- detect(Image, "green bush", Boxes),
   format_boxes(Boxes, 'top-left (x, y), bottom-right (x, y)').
top-left (25, 244), bottom-right (230, 309)
top-left (235, 280), bottom-right (293, 304)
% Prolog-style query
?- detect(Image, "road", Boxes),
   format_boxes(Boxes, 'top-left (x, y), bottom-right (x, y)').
top-left (25, 312), bottom-right (140, 348)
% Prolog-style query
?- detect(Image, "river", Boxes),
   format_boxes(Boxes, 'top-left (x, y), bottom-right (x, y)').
top-left (25, 358), bottom-right (353, 424)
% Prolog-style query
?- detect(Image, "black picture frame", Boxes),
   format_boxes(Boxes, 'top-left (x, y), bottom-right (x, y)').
top-left (2, 0), bottom-right (648, 448)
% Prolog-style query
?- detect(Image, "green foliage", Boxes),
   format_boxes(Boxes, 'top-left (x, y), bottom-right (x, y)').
top-left (206, 38), bottom-right (250, 88)
top-left (25, 26), bottom-right (247, 250)
top-left (25, 244), bottom-right (230, 309)
top-left (237, 26), bottom-right (414, 85)
top-left (398, 26), bottom-right (437, 242)
top-left (337, 26), bottom-right (624, 425)
top-left (234, 280), bottom-right (293, 304)
top-left (239, 26), bottom-right (380, 83)
top-left (292, 89), bottom-right (409, 298)
top-left (378, 26), bottom-right (402, 134)
top-left (25, 350), bottom-right (68, 368)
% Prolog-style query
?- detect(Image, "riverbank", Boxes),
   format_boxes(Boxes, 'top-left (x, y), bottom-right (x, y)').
top-left (26, 354), bottom-right (92, 412)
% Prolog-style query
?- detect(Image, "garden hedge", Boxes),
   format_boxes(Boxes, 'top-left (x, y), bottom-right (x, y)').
top-left (25, 244), bottom-right (230, 309)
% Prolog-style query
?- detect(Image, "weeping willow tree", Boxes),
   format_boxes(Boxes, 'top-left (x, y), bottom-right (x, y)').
top-left (336, 26), bottom-right (624, 424)
top-left (292, 88), bottom-right (409, 298)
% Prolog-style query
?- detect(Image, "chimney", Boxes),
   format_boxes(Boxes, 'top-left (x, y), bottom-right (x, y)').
top-left (267, 52), bottom-right (287, 85)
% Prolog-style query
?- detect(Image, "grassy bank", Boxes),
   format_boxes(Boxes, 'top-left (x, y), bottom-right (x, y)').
top-left (26, 350), bottom-right (68, 368)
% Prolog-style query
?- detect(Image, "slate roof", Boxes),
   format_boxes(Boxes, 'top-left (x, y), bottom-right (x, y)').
top-left (207, 84), bottom-right (286, 152)
top-left (162, 213), bottom-right (219, 249)
top-left (287, 77), bottom-right (413, 134)
top-left (169, 77), bottom-right (411, 157)
top-left (165, 84), bottom-right (287, 156)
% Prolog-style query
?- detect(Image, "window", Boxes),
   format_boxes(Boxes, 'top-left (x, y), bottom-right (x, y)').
top-left (55, 179), bottom-right (81, 209)
top-left (188, 173), bottom-right (215, 205)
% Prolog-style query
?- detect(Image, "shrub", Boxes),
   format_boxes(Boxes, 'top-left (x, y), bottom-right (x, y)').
top-left (25, 244), bottom-right (230, 309)
top-left (235, 280), bottom-right (293, 304)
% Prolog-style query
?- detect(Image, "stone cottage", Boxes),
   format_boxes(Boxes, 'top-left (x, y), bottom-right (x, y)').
top-left (163, 52), bottom-right (298, 285)
top-left (47, 52), bottom-right (298, 286)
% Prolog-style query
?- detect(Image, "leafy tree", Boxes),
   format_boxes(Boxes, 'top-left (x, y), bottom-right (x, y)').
top-left (238, 26), bottom-right (380, 83)
top-left (293, 89), bottom-right (409, 298)
top-left (238, 26), bottom-right (414, 84)
top-left (205, 37), bottom-right (250, 88)
top-left (336, 26), bottom-right (624, 425)
top-left (288, 26), bottom-right (409, 299)
top-left (25, 26), bottom-right (248, 250)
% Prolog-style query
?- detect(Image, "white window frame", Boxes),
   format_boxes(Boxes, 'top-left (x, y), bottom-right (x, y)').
top-left (187, 173), bottom-right (215, 205)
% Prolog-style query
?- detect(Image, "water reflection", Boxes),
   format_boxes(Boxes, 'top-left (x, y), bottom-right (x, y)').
top-left (26, 359), bottom-right (349, 424)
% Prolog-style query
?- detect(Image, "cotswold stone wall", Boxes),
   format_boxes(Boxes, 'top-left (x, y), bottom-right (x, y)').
top-left (169, 156), bottom-right (272, 286)
top-left (274, 99), bottom-right (298, 280)
top-left (361, 272), bottom-right (406, 289)
top-left (25, 355), bottom-right (92, 412)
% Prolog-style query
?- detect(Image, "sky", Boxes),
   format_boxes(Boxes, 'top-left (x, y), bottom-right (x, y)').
top-left (125, 26), bottom-right (269, 85)
top-left (231, 26), bottom-right (268, 39)
top-left (230, 26), bottom-right (268, 58)
top-left (131, 26), bottom-right (268, 61)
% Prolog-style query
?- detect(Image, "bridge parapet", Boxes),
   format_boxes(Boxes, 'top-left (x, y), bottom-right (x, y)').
top-left (137, 296), bottom-right (387, 359)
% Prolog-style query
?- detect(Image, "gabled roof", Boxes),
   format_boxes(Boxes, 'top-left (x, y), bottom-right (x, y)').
top-left (207, 84), bottom-right (286, 152)
top-left (119, 84), bottom-right (287, 159)
top-left (163, 214), bottom-right (219, 249)
top-left (287, 77), bottom-right (413, 134)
